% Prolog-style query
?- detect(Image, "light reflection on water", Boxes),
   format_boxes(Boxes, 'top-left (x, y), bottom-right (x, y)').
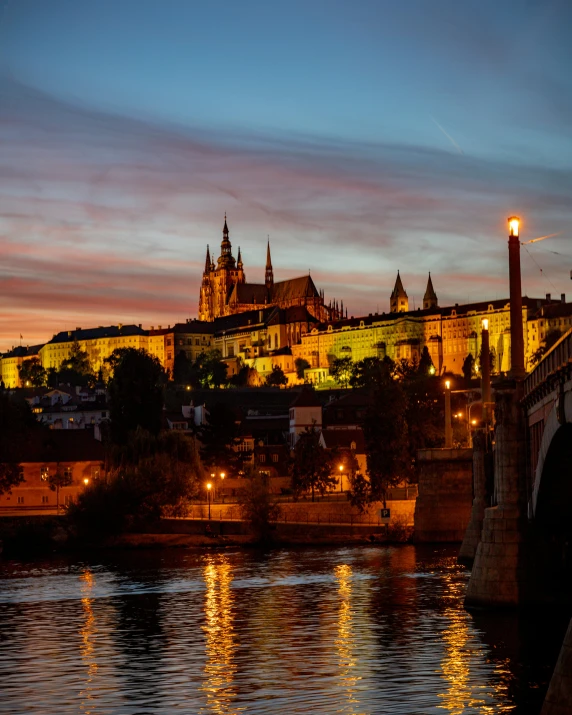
top-left (0, 546), bottom-right (562, 715)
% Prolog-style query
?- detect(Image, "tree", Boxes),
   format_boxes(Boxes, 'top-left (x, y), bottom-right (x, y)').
top-left (290, 426), bottom-right (336, 501)
top-left (106, 348), bottom-right (166, 444)
top-left (197, 402), bottom-right (248, 474)
top-left (173, 350), bottom-right (193, 385)
top-left (294, 357), bottom-right (311, 380)
top-left (47, 465), bottom-right (73, 512)
top-left (462, 353), bottom-right (475, 381)
top-left (68, 430), bottom-right (202, 535)
top-left (194, 349), bottom-right (228, 388)
top-left (350, 356), bottom-right (393, 389)
top-left (238, 474), bottom-right (282, 544)
top-left (330, 356), bottom-right (353, 388)
top-left (358, 379), bottom-right (411, 509)
top-left (0, 392), bottom-right (38, 496)
top-left (18, 358), bottom-right (46, 387)
top-left (418, 346), bottom-right (435, 377)
top-left (266, 365), bottom-right (288, 387)
top-left (530, 329), bottom-right (563, 367)
top-left (61, 340), bottom-right (92, 375)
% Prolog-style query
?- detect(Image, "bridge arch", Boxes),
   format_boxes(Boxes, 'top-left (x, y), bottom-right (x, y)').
top-left (531, 389), bottom-right (572, 529)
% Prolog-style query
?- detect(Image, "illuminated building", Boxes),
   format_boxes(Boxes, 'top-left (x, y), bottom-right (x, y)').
top-left (198, 216), bottom-right (343, 323)
top-left (0, 344), bottom-right (43, 388)
top-left (292, 274), bottom-right (571, 378)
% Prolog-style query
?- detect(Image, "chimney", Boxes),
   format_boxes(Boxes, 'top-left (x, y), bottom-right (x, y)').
top-left (561, 294), bottom-right (566, 303)
top-left (546, 293), bottom-right (551, 302)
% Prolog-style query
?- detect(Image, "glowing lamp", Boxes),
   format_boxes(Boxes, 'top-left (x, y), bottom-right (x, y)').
top-left (220, 472), bottom-right (225, 479)
top-left (338, 465), bottom-right (343, 472)
top-left (471, 419), bottom-right (477, 425)
top-left (508, 216), bottom-right (520, 238)
top-left (207, 483), bottom-right (212, 491)
top-left (429, 365), bottom-right (436, 375)
top-left (83, 478), bottom-right (89, 486)
top-left (482, 318), bottom-right (489, 331)
top-left (445, 380), bottom-right (451, 390)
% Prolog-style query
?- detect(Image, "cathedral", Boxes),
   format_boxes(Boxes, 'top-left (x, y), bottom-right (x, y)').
top-left (198, 216), bottom-right (343, 322)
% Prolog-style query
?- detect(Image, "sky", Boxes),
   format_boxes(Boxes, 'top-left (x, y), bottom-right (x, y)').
top-left (1, 0), bottom-right (572, 352)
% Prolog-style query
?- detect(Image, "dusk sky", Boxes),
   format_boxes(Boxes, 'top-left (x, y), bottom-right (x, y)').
top-left (1, 0), bottom-right (572, 351)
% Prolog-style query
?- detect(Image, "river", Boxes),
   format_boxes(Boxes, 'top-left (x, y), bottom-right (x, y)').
top-left (0, 545), bottom-right (567, 714)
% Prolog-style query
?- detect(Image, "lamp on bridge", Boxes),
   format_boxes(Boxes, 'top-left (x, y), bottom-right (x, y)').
top-left (507, 215), bottom-right (526, 379)
top-left (481, 318), bottom-right (491, 423)
top-left (444, 380), bottom-right (453, 448)
top-left (338, 464), bottom-right (344, 492)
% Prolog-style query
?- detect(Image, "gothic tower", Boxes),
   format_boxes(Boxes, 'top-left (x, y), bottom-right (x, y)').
top-left (265, 240), bottom-right (274, 289)
top-left (390, 271), bottom-right (409, 313)
top-left (423, 272), bottom-right (438, 310)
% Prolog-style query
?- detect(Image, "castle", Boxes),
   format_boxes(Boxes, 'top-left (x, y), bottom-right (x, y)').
top-left (198, 216), bottom-right (344, 323)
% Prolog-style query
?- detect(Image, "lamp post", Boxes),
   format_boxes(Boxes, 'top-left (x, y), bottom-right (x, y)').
top-left (220, 472), bottom-right (225, 503)
top-left (508, 216), bottom-right (525, 379)
top-left (481, 318), bottom-right (491, 423)
top-left (338, 464), bottom-right (344, 492)
top-left (444, 380), bottom-right (452, 448)
top-left (83, 478), bottom-right (90, 487)
top-left (206, 482), bottom-right (212, 520)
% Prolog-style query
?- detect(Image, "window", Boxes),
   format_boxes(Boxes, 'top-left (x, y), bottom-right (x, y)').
top-left (166, 339), bottom-right (172, 346)
top-left (91, 466), bottom-right (101, 479)
top-left (64, 468), bottom-right (72, 480)
top-left (64, 495), bottom-right (73, 506)
top-left (228, 345), bottom-right (235, 357)
top-left (42, 496), bottom-right (49, 504)
top-left (195, 338), bottom-right (200, 345)
top-left (41, 466), bottom-right (49, 481)
top-left (17, 496), bottom-right (24, 504)
top-left (350, 441), bottom-right (356, 450)
top-left (167, 352), bottom-right (172, 360)
top-left (259, 454), bottom-right (266, 463)
top-left (272, 454), bottom-right (279, 463)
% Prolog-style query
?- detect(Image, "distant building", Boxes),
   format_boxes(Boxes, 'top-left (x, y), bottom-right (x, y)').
top-left (198, 216), bottom-right (343, 323)
top-left (1, 344), bottom-right (43, 388)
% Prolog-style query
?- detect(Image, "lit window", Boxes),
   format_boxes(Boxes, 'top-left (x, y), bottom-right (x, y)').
top-left (272, 454), bottom-right (279, 463)
top-left (259, 454), bottom-right (266, 463)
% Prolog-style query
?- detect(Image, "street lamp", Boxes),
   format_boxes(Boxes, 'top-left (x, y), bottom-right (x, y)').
top-left (220, 472), bottom-right (225, 503)
top-left (444, 379), bottom-right (452, 448)
top-left (338, 464), bottom-right (344, 492)
top-left (206, 482), bottom-right (212, 520)
top-left (507, 215), bottom-right (525, 378)
top-left (83, 478), bottom-right (90, 486)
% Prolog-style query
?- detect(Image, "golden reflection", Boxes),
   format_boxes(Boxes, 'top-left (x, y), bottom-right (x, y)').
top-left (201, 554), bottom-right (241, 714)
top-left (79, 569), bottom-right (98, 715)
top-left (334, 563), bottom-right (362, 714)
top-left (437, 574), bottom-right (503, 714)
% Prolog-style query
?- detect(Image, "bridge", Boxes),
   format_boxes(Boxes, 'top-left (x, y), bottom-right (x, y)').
top-left (457, 223), bottom-right (572, 714)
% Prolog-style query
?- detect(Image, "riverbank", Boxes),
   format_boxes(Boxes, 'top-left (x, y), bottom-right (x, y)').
top-left (0, 514), bottom-right (411, 556)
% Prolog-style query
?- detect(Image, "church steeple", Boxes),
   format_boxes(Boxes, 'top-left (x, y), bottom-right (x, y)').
top-left (423, 272), bottom-right (438, 310)
top-left (237, 246), bottom-right (243, 270)
top-left (204, 245), bottom-right (211, 274)
top-left (218, 213), bottom-right (236, 269)
top-left (265, 239), bottom-right (274, 289)
top-left (390, 271), bottom-right (409, 313)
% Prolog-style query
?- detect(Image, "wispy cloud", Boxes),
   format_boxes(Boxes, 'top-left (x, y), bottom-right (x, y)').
top-left (1, 75), bottom-right (571, 350)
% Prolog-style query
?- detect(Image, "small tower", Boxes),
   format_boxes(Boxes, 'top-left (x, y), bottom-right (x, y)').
top-left (265, 240), bottom-right (274, 290)
top-left (237, 246), bottom-right (243, 270)
top-left (423, 272), bottom-right (438, 310)
top-left (390, 271), bottom-right (409, 313)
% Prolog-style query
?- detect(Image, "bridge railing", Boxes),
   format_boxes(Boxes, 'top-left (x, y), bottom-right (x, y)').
top-left (524, 327), bottom-right (572, 396)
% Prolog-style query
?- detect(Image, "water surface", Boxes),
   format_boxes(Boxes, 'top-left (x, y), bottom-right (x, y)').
top-left (0, 546), bottom-right (565, 714)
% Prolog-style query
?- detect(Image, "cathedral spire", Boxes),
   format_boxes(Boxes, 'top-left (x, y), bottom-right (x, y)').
top-left (218, 213), bottom-right (236, 269)
top-left (390, 271), bottom-right (409, 313)
top-left (237, 246), bottom-right (243, 269)
top-left (423, 272), bottom-right (438, 310)
top-left (265, 238), bottom-right (274, 289)
top-left (204, 245), bottom-right (211, 274)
